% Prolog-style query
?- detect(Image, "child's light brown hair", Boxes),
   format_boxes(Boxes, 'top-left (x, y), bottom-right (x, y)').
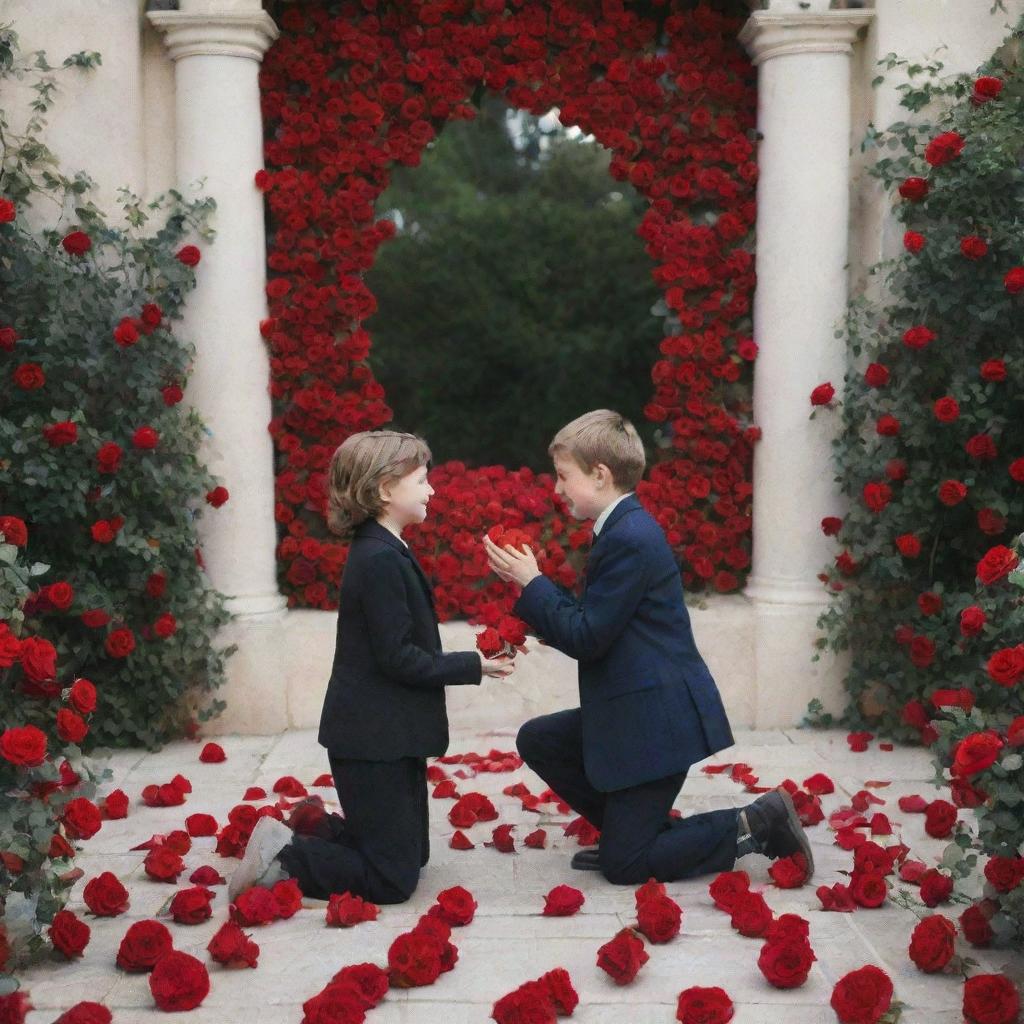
top-left (327, 430), bottom-right (432, 541)
top-left (548, 409), bottom-right (646, 491)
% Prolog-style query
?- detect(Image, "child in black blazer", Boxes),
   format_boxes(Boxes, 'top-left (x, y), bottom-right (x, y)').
top-left (229, 430), bottom-right (512, 903)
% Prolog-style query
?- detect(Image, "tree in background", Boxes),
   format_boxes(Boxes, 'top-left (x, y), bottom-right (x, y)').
top-left (366, 95), bottom-right (663, 470)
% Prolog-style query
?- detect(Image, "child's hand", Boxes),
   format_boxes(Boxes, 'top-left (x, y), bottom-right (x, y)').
top-left (483, 534), bottom-right (542, 588)
top-left (480, 655), bottom-right (514, 679)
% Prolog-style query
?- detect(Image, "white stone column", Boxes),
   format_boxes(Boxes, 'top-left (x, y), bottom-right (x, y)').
top-left (739, 8), bottom-right (872, 727)
top-left (149, 1), bottom-right (288, 733)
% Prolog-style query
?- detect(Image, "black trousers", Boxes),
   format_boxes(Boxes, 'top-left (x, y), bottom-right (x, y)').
top-left (277, 754), bottom-right (428, 904)
top-left (517, 709), bottom-right (739, 884)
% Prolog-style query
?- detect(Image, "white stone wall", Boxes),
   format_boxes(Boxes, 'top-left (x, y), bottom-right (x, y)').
top-left (6, 0), bottom-right (1021, 733)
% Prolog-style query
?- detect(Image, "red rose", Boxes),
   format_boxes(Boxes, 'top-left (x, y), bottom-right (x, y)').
top-left (908, 914), bottom-right (955, 973)
top-left (978, 545), bottom-right (1020, 585)
top-left (984, 856), bottom-right (1024, 894)
top-left (56, 708), bottom-right (88, 744)
top-left (153, 613), bottom-right (177, 638)
top-left (113, 317), bottom-right (139, 347)
top-left (63, 797), bottom-right (101, 840)
top-left (885, 458), bottom-right (908, 480)
top-left (980, 359), bottom-right (1007, 382)
top-left (542, 884), bottom-right (585, 917)
top-left (925, 130), bottom-right (964, 166)
top-left (0, 197), bottom-right (15, 223)
top-left (13, 362), bottom-right (45, 389)
top-left (876, 414), bottom-right (900, 436)
top-left (19, 635), bottom-right (57, 683)
top-left (830, 964), bottom-right (894, 1023)
top-left (189, 865), bottom-right (225, 886)
top-left (144, 846), bottom-right (185, 883)
top-left (141, 302), bottom-right (163, 327)
top-left (49, 909), bottom-right (90, 958)
top-left (96, 441), bottom-right (123, 474)
top-left (963, 973), bottom-right (1020, 1024)
top-left (117, 919), bottom-right (173, 971)
top-left (924, 799), bottom-right (958, 838)
top-left (810, 382), bottom-right (834, 406)
top-left (0, 992), bottom-right (32, 1022)
top-left (1, 725), bottom-right (47, 766)
top-left (1006, 716), bottom-right (1024, 748)
top-left (987, 646), bottom-right (1024, 687)
top-left (83, 871), bottom-right (129, 916)
top-left (387, 930), bottom-right (445, 987)
top-left (821, 516), bottom-right (843, 536)
top-left (105, 627), bottom-right (136, 659)
top-left (768, 851), bottom-right (809, 889)
top-left (960, 606), bottom-right (986, 637)
top-left (960, 235), bottom-right (988, 259)
top-left (177, 245), bottom-right (201, 266)
top-left (973, 75), bottom-right (1003, 102)
top-left (53, 1002), bottom-right (112, 1024)
top-left (920, 869), bottom-right (954, 907)
top-left (676, 986), bottom-right (734, 1023)
top-left (207, 921), bottom-right (259, 968)
top-left (917, 592), bottom-right (942, 616)
top-left (0, 516), bottom-right (28, 545)
top-left (132, 425), bottom-right (159, 449)
top-left (850, 871), bottom-right (887, 909)
top-left (903, 325), bottom-right (936, 350)
top-left (231, 885), bottom-right (279, 926)
top-left (895, 534), bottom-right (921, 558)
top-left (0, 326), bottom-right (17, 351)
top-left (432, 884), bottom-right (477, 925)
top-left (102, 789), bottom-right (129, 819)
top-left (909, 636), bottom-right (935, 668)
top-left (161, 384), bottom-right (183, 406)
top-left (596, 927), bottom-right (649, 985)
top-left (899, 176), bottom-right (929, 201)
top-left (864, 363), bottom-right (889, 387)
top-left (729, 890), bottom-right (773, 937)
top-left (862, 482), bottom-right (892, 514)
top-left (933, 396), bottom-right (959, 422)
top-left (61, 230), bottom-right (92, 255)
top-left (42, 421), bottom-right (78, 446)
top-left (149, 950), bottom-right (210, 1011)
top-left (938, 479), bottom-right (967, 506)
top-left (967, 429), bottom-right (1000, 466)
top-left (1004, 267), bottom-right (1024, 294)
top-left (709, 870), bottom-right (750, 911)
top-left (303, 981), bottom-right (372, 1021)
top-left (953, 731), bottom-right (1004, 777)
top-left (960, 901), bottom-right (996, 947)
top-left (326, 891), bottom-right (379, 927)
top-left (170, 885), bottom-right (215, 924)
top-left (636, 894), bottom-right (682, 943)
top-left (206, 485), bottom-right (230, 508)
top-left (758, 937), bottom-right (816, 989)
top-left (903, 231), bottom-right (925, 253)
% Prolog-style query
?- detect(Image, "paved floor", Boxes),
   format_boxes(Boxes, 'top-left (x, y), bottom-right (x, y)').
top-left (14, 726), bottom-right (1021, 1022)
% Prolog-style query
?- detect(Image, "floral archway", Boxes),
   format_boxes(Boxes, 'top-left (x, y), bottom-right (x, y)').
top-left (258, 0), bottom-right (759, 621)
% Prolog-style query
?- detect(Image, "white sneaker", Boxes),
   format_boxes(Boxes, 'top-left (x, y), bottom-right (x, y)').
top-left (228, 816), bottom-right (294, 901)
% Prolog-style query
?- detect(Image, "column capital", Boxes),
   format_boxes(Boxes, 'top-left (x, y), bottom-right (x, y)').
top-left (739, 9), bottom-right (873, 65)
top-left (147, 10), bottom-right (279, 62)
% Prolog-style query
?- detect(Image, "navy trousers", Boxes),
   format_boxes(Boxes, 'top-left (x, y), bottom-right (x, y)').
top-left (277, 754), bottom-right (428, 904)
top-left (517, 709), bottom-right (739, 884)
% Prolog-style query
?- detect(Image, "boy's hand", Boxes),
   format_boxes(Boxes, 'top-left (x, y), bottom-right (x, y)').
top-left (483, 534), bottom-right (542, 588)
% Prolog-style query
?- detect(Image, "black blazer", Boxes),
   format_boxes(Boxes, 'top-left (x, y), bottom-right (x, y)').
top-left (317, 519), bottom-right (482, 760)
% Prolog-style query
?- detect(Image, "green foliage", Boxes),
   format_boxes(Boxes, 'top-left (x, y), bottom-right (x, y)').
top-left (817, 21), bottom-right (1024, 737)
top-left (0, 27), bottom-right (234, 748)
top-left (366, 96), bottom-right (662, 470)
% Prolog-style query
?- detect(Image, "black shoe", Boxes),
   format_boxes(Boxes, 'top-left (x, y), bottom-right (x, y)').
top-left (570, 848), bottom-right (601, 871)
top-left (738, 788), bottom-right (814, 878)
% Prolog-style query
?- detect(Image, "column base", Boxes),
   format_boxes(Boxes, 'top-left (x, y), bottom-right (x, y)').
top-left (747, 575), bottom-right (849, 728)
top-left (201, 598), bottom-right (289, 735)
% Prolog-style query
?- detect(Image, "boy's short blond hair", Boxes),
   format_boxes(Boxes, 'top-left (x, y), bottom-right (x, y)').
top-left (548, 410), bottom-right (645, 491)
top-left (327, 430), bottom-right (432, 541)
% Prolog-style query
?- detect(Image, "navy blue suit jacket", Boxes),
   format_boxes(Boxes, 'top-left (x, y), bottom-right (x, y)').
top-left (513, 493), bottom-right (735, 791)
